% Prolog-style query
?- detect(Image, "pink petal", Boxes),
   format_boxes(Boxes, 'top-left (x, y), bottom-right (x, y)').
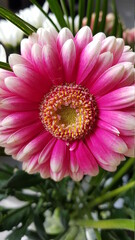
top-left (4, 76), bottom-right (42, 102)
top-left (50, 140), bottom-right (67, 173)
top-left (97, 119), bottom-right (120, 136)
top-left (42, 45), bottom-right (64, 85)
top-left (7, 121), bottom-right (43, 146)
top-left (38, 138), bottom-right (56, 164)
top-left (1, 96), bottom-right (38, 111)
top-left (2, 111), bottom-right (39, 128)
top-left (113, 38), bottom-right (124, 64)
top-left (75, 26), bottom-right (93, 55)
top-left (76, 39), bottom-right (101, 84)
top-left (101, 36), bottom-right (116, 53)
top-left (90, 64), bottom-right (125, 96)
top-left (86, 51), bottom-right (113, 89)
top-left (61, 39), bottom-right (76, 83)
top-left (119, 52), bottom-right (135, 64)
top-left (75, 141), bottom-right (99, 176)
top-left (70, 151), bottom-right (79, 173)
top-left (70, 169), bottom-right (84, 181)
top-left (97, 85), bottom-right (135, 110)
top-left (57, 28), bottom-right (73, 51)
top-left (99, 110), bottom-right (135, 131)
top-left (93, 32), bottom-right (106, 42)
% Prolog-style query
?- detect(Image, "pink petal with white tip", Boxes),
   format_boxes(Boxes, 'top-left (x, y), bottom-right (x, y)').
top-left (57, 28), bottom-right (73, 51)
top-left (76, 39), bottom-right (101, 84)
top-left (75, 26), bottom-right (93, 55)
top-left (50, 140), bottom-right (67, 173)
top-left (61, 39), bottom-right (76, 83)
top-left (75, 141), bottom-right (99, 176)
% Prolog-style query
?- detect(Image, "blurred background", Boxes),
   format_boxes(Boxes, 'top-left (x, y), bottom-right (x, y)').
top-left (0, 0), bottom-right (135, 27)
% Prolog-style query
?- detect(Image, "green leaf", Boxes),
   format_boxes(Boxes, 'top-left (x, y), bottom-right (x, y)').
top-left (47, 0), bottom-right (67, 28)
top-left (111, 0), bottom-right (118, 36)
top-left (86, 0), bottom-right (93, 27)
top-left (30, 0), bottom-right (59, 32)
top-left (0, 62), bottom-right (12, 71)
top-left (6, 214), bottom-right (33, 240)
top-left (60, 0), bottom-right (70, 28)
top-left (69, 0), bottom-right (75, 35)
top-left (26, 230), bottom-right (43, 240)
top-left (3, 170), bottom-right (43, 189)
top-left (103, 158), bottom-right (135, 193)
top-left (75, 219), bottom-right (135, 231)
top-left (88, 181), bottom-right (135, 208)
top-left (0, 205), bottom-right (30, 231)
top-left (0, 7), bottom-right (36, 36)
top-left (99, 0), bottom-right (108, 32)
top-left (92, 0), bottom-right (101, 35)
top-left (78, 0), bottom-right (86, 29)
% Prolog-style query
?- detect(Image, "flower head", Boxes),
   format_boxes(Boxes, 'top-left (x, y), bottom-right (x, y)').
top-left (0, 26), bottom-right (135, 181)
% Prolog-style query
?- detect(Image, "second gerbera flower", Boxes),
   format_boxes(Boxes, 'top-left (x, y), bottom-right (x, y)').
top-left (0, 26), bottom-right (135, 181)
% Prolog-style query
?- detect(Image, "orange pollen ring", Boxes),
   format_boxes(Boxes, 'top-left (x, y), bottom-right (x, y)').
top-left (40, 84), bottom-right (98, 142)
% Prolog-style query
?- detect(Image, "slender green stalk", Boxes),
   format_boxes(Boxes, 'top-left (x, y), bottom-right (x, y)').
top-left (92, 0), bottom-right (101, 35)
top-left (102, 158), bottom-right (135, 193)
top-left (86, 0), bottom-right (93, 27)
top-left (117, 21), bottom-right (123, 38)
top-left (88, 181), bottom-right (135, 208)
top-left (73, 219), bottom-right (135, 231)
top-left (30, 0), bottom-right (59, 32)
top-left (95, 230), bottom-right (102, 240)
top-left (0, 7), bottom-right (36, 35)
top-left (99, 0), bottom-right (108, 32)
top-left (111, 0), bottom-right (118, 36)
top-left (78, 0), bottom-right (85, 29)
top-left (47, 0), bottom-right (67, 28)
top-left (60, 0), bottom-right (70, 28)
top-left (0, 62), bottom-right (12, 71)
top-left (69, 0), bottom-right (75, 35)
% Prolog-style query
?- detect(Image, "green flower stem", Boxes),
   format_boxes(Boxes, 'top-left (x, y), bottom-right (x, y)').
top-left (86, 0), bottom-right (93, 26)
top-left (92, 0), bottom-right (100, 35)
top-left (102, 158), bottom-right (135, 194)
top-left (71, 219), bottom-right (135, 231)
top-left (60, 0), bottom-right (70, 28)
top-left (88, 181), bottom-right (135, 209)
top-left (78, 0), bottom-right (85, 29)
top-left (0, 62), bottom-right (12, 71)
top-left (69, 0), bottom-right (75, 35)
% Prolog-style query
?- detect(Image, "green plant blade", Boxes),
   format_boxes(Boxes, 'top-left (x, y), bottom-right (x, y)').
top-left (78, 0), bottom-right (86, 29)
top-left (0, 7), bottom-right (36, 36)
top-left (92, 0), bottom-right (101, 35)
top-left (60, 0), bottom-right (70, 28)
top-left (99, 0), bottom-right (108, 32)
top-left (69, 0), bottom-right (75, 35)
top-left (30, 0), bottom-right (59, 31)
top-left (47, 0), bottom-right (68, 28)
top-left (0, 62), bottom-right (12, 71)
top-left (86, 0), bottom-right (93, 27)
top-left (111, 0), bottom-right (118, 36)
top-left (75, 219), bottom-right (135, 231)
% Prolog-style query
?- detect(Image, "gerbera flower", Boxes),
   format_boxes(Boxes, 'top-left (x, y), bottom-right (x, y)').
top-left (0, 26), bottom-right (135, 181)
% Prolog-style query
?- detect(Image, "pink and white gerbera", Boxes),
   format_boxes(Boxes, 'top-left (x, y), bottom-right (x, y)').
top-left (0, 26), bottom-right (135, 181)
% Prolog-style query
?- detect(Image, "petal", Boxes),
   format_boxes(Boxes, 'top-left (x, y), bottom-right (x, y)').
top-left (1, 111), bottom-right (38, 128)
top-left (113, 38), bottom-right (124, 64)
top-left (50, 140), bottom-right (67, 173)
top-left (75, 26), bottom-right (93, 55)
top-left (97, 119), bottom-right (120, 136)
top-left (75, 141), bottom-right (99, 176)
top-left (70, 151), bottom-right (79, 173)
top-left (76, 39), bottom-right (101, 84)
top-left (7, 121), bottom-right (43, 146)
top-left (4, 76), bottom-right (42, 102)
top-left (119, 52), bottom-right (135, 64)
top-left (61, 39), bottom-right (76, 83)
top-left (97, 85), bottom-right (135, 110)
top-left (42, 45), bottom-right (64, 85)
top-left (99, 110), bottom-right (135, 131)
top-left (1, 96), bottom-right (38, 111)
top-left (57, 28), bottom-right (73, 51)
top-left (38, 137), bottom-right (56, 164)
top-left (90, 64), bottom-right (125, 96)
top-left (86, 51), bottom-right (113, 89)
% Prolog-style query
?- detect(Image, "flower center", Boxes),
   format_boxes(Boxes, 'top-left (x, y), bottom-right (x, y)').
top-left (40, 84), bottom-right (98, 141)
